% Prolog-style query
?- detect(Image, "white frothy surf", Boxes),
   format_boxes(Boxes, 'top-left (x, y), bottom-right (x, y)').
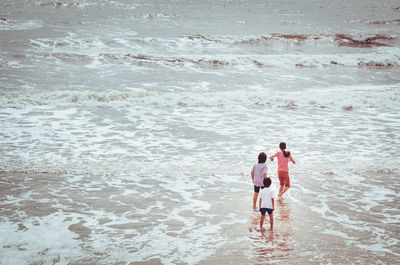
top-left (1, 0), bottom-right (400, 264)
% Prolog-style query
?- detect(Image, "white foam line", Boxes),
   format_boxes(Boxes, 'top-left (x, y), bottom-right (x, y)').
top-left (321, 229), bottom-right (357, 240)
top-left (356, 243), bottom-right (393, 254)
top-left (0, 19), bottom-right (42, 31)
top-left (0, 212), bottom-right (83, 264)
top-left (2, 84), bottom-right (399, 112)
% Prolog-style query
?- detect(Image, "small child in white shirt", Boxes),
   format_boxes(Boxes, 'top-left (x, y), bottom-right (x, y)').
top-left (259, 177), bottom-right (275, 231)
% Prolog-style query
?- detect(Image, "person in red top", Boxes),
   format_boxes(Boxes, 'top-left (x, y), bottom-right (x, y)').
top-left (270, 142), bottom-right (296, 198)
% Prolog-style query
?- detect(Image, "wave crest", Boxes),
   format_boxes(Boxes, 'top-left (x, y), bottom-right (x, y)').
top-left (2, 85), bottom-right (399, 111)
top-left (181, 33), bottom-right (396, 48)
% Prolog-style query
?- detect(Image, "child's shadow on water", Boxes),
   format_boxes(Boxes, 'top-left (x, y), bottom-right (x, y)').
top-left (248, 198), bottom-right (294, 261)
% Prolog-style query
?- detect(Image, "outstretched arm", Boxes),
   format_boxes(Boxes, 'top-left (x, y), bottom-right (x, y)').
top-left (289, 156), bottom-right (296, 164)
top-left (270, 154), bottom-right (276, 161)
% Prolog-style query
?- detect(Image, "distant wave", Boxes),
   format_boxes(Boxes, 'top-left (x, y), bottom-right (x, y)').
top-left (181, 33), bottom-right (396, 48)
top-left (2, 51), bottom-right (399, 71)
top-left (1, 90), bottom-right (154, 106)
top-left (119, 52), bottom-right (400, 68)
top-left (34, 1), bottom-right (97, 8)
top-left (366, 19), bottom-right (400, 25)
top-left (144, 13), bottom-right (177, 19)
top-left (36, 2), bottom-right (82, 7)
top-left (21, 52), bottom-right (400, 68)
top-left (0, 18), bottom-right (42, 31)
top-left (2, 85), bottom-right (399, 111)
top-left (21, 33), bottom-right (399, 70)
top-left (27, 33), bottom-right (397, 51)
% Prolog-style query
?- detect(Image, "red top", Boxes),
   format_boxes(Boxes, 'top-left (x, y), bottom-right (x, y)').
top-left (275, 151), bottom-right (292, 172)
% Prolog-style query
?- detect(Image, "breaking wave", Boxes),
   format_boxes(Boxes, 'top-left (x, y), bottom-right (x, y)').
top-left (117, 52), bottom-right (400, 69)
top-left (8, 51), bottom-right (398, 70)
top-left (0, 18), bottom-right (42, 31)
top-left (27, 33), bottom-right (398, 52)
top-left (2, 85), bottom-right (399, 111)
top-left (181, 33), bottom-right (396, 48)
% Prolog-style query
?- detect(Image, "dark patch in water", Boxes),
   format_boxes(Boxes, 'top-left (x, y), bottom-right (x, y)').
top-left (358, 62), bottom-right (396, 68)
top-left (253, 60), bottom-right (263, 67)
top-left (344, 106), bottom-right (353, 111)
top-left (146, 13), bottom-right (176, 19)
top-left (368, 19), bottom-right (400, 25)
top-left (272, 34), bottom-right (308, 40)
top-left (125, 54), bottom-right (152, 61)
top-left (68, 220), bottom-right (91, 240)
top-left (236, 34), bottom-right (313, 45)
top-left (334, 34), bottom-right (393, 47)
top-left (366, 169), bottom-right (397, 176)
top-left (177, 102), bottom-right (188, 107)
top-left (52, 255), bottom-right (61, 264)
top-left (101, 53), bottom-right (119, 60)
top-left (330, 61), bottom-right (345, 66)
top-left (255, 101), bottom-right (271, 107)
top-left (12, 54), bottom-right (26, 59)
top-left (18, 223), bottom-right (28, 231)
top-left (123, 54), bottom-right (231, 68)
top-left (39, 2), bottom-right (80, 7)
top-left (38, 248), bottom-right (49, 255)
top-left (0, 17), bottom-right (7, 21)
top-left (195, 59), bottom-right (229, 67)
top-left (184, 34), bottom-right (221, 43)
top-left (166, 58), bottom-right (184, 64)
top-left (51, 53), bottom-right (92, 62)
top-left (295, 63), bottom-right (314, 68)
top-left (279, 102), bottom-right (297, 110)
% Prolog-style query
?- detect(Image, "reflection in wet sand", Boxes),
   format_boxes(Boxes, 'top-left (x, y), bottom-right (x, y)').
top-left (249, 199), bottom-right (294, 263)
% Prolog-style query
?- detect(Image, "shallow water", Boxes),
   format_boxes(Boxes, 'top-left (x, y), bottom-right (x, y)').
top-left (1, 0), bottom-right (400, 264)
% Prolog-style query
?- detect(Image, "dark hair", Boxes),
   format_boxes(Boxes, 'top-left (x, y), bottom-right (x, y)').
top-left (263, 177), bottom-right (271, 187)
top-left (258, 152), bottom-right (267, 163)
top-left (279, 142), bottom-right (291, 158)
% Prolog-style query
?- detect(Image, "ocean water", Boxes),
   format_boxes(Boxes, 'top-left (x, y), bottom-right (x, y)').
top-left (1, 0), bottom-right (400, 264)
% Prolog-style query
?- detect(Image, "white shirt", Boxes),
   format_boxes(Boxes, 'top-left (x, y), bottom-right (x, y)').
top-left (259, 187), bottom-right (275, 209)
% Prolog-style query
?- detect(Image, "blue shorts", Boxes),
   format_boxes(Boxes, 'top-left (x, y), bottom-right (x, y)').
top-left (260, 208), bottom-right (273, 216)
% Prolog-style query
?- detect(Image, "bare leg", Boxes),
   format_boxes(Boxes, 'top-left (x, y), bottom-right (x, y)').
top-left (269, 213), bottom-right (274, 230)
top-left (260, 214), bottom-right (265, 231)
top-left (253, 192), bottom-right (259, 209)
top-left (279, 185), bottom-right (283, 194)
top-left (278, 186), bottom-right (290, 197)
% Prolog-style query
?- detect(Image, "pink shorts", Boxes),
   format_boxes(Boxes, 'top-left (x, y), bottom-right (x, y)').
top-left (278, 171), bottom-right (290, 187)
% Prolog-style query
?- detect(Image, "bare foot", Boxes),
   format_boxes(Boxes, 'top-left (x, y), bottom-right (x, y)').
top-left (253, 207), bottom-right (258, 212)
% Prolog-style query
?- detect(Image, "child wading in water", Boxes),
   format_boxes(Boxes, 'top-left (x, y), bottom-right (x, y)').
top-left (251, 152), bottom-right (268, 210)
top-left (259, 177), bottom-right (274, 231)
top-left (270, 142), bottom-right (295, 198)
